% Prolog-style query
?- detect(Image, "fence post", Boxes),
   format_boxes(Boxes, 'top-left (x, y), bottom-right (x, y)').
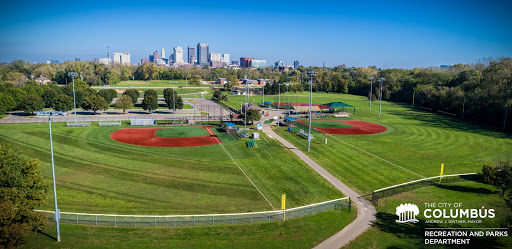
top-left (268, 212), bottom-right (270, 222)
top-left (349, 198), bottom-right (351, 213)
top-left (154, 217), bottom-right (156, 227)
top-left (77, 214), bottom-right (79, 224)
top-left (134, 217), bottom-right (136, 227)
top-left (193, 216), bottom-right (195, 226)
top-left (251, 214), bottom-right (253, 224)
top-left (232, 216), bottom-right (234, 224)
top-left (212, 216), bottom-right (214, 226)
top-left (96, 215), bottom-right (97, 225)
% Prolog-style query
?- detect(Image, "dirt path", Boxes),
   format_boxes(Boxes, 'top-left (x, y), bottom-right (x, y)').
top-left (262, 125), bottom-right (376, 249)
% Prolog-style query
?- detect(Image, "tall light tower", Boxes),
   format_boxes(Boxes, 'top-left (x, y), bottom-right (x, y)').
top-left (42, 111), bottom-right (62, 242)
top-left (307, 71), bottom-right (316, 151)
top-left (67, 72), bottom-right (78, 123)
top-left (378, 77), bottom-right (386, 118)
top-left (369, 77), bottom-right (374, 111)
top-left (277, 83), bottom-right (283, 126)
top-left (504, 89), bottom-right (512, 130)
top-left (244, 75), bottom-right (248, 132)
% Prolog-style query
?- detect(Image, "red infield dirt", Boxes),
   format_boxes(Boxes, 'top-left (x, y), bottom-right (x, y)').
top-left (110, 126), bottom-right (221, 147)
top-left (299, 120), bottom-right (387, 135)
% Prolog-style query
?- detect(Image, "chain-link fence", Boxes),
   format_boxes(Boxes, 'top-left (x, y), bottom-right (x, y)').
top-left (37, 197), bottom-right (349, 227)
top-left (367, 173), bottom-right (478, 204)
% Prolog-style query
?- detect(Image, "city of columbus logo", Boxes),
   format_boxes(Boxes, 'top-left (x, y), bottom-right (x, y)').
top-left (396, 203), bottom-right (420, 223)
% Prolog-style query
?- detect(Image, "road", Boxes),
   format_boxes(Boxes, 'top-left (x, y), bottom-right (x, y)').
top-left (262, 122), bottom-right (376, 249)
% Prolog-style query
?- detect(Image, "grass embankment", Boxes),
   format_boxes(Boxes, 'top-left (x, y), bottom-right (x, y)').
top-left (0, 123), bottom-right (340, 215)
top-left (345, 180), bottom-right (512, 248)
top-left (21, 209), bottom-right (356, 249)
top-left (270, 93), bottom-right (511, 194)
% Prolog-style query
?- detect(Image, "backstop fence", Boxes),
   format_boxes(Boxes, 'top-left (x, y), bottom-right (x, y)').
top-left (37, 197), bottom-right (349, 227)
top-left (366, 173), bottom-right (478, 204)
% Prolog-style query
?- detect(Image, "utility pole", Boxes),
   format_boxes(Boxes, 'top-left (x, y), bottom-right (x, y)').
top-left (378, 78), bottom-right (386, 118)
top-left (369, 77), bottom-right (374, 111)
top-left (307, 71), bottom-right (316, 151)
top-left (68, 72), bottom-right (78, 123)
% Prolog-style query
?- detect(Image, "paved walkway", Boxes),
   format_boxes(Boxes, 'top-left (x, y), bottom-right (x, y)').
top-left (262, 125), bottom-right (376, 249)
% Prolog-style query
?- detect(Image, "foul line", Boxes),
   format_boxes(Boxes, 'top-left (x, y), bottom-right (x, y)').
top-left (327, 134), bottom-right (426, 179)
top-left (209, 129), bottom-right (277, 211)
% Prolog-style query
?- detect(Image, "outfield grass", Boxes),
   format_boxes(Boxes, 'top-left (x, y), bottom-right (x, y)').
top-left (271, 93), bottom-right (512, 194)
top-left (345, 180), bottom-right (512, 248)
top-left (309, 121), bottom-right (352, 128)
top-left (21, 209), bottom-right (356, 249)
top-left (155, 128), bottom-right (210, 138)
top-left (0, 123), bottom-right (340, 215)
top-left (113, 80), bottom-right (202, 88)
top-left (114, 88), bottom-right (213, 98)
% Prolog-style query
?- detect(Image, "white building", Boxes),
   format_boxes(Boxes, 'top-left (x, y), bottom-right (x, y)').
top-left (208, 53), bottom-right (221, 62)
top-left (113, 52), bottom-right (131, 65)
top-left (161, 48), bottom-right (165, 59)
top-left (222, 54), bottom-right (230, 63)
top-left (173, 47), bottom-right (185, 65)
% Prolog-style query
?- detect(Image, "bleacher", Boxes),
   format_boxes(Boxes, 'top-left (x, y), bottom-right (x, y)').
top-left (288, 127), bottom-right (314, 139)
top-left (237, 131), bottom-right (249, 138)
top-left (246, 140), bottom-right (257, 147)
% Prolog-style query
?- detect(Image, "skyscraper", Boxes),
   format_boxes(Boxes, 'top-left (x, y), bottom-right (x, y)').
top-left (275, 61), bottom-right (284, 67)
top-left (161, 48), bottom-right (165, 59)
top-left (173, 47), bottom-right (184, 65)
top-left (188, 46), bottom-right (196, 64)
top-left (240, 57), bottom-right (254, 68)
top-left (294, 60), bottom-right (300, 68)
top-left (197, 43), bottom-right (209, 66)
top-left (153, 51), bottom-right (160, 61)
top-left (222, 54), bottom-right (230, 64)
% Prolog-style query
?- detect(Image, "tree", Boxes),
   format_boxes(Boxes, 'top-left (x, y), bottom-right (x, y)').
top-left (144, 89), bottom-right (158, 99)
top-left (0, 145), bottom-right (48, 248)
top-left (20, 95), bottom-right (44, 114)
top-left (481, 161), bottom-right (512, 197)
top-left (142, 95), bottom-right (158, 113)
top-left (81, 95), bottom-right (108, 114)
top-left (123, 88), bottom-right (140, 105)
top-left (212, 91), bottom-right (228, 101)
top-left (97, 89), bottom-right (117, 105)
top-left (163, 88), bottom-right (183, 111)
top-left (115, 94), bottom-right (133, 114)
top-left (0, 93), bottom-right (16, 115)
top-left (53, 94), bottom-right (73, 112)
top-left (42, 88), bottom-right (61, 108)
top-left (242, 109), bottom-right (261, 124)
top-left (190, 75), bottom-right (201, 86)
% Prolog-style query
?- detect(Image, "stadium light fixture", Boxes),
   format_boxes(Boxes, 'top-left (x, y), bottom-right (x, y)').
top-left (67, 72), bottom-right (78, 123)
top-left (307, 71), bottom-right (316, 151)
top-left (504, 89), bottom-right (512, 130)
top-left (40, 111), bottom-right (63, 242)
top-left (369, 77), bottom-right (374, 111)
top-left (378, 78), bottom-right (386, 118)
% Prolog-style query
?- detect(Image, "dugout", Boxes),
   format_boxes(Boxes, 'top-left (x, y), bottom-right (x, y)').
top-left (324, 102), bottom-right (356, 114)
top-left (223, 122), bottom-right (237, 130)
top-left (283, 117), bottom-right (297, 126)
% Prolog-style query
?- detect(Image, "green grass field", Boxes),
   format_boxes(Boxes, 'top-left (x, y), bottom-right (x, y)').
top-left (21, 209), bottom-right (356, 249)
top-left (270, 93), bottom-right (512, 194)
top-left (0, 123), bottom-right (340, 215)
top-left (308, 121), bottom-right (352, 128)
top-left (113, 80), bottom-right (202, 88)
top-left (345, 180), bottom-right (512, 248)
top-left (155, 128), bottom-right (210, 137)
top-left (113, 88), bottom-right (213, 98)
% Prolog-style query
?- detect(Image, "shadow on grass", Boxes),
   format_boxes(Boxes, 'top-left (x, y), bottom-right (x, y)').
top-left (434, 184), bottom-right (498, 196)
top-left (36, 229), bottom-right (57, 241)
top-left (373, 212), bottom-right (505, 248)
top-left (387, 110), bottom-right (511, 139)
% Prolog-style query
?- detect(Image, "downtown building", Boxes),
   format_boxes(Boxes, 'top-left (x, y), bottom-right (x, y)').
top-left (173, 47), bottom-right (185, 65)
top-left (208, 53), bottom-right (222, 68)
top-left (188, 46), bottom-right (196, 65)
top-left (197, 43), bottom-right (209, 66)
top-left (113, 52), bottom-right (131, 65)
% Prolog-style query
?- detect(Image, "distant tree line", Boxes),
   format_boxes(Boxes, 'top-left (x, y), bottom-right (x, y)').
top-left (1, 58), bottom-right (511, 130)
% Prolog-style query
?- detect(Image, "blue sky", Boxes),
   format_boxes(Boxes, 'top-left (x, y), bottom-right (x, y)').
top-left (1, 0), bottom-right (511, 68)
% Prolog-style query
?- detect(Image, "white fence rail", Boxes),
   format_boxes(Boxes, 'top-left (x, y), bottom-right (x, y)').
top-left (36, 197), bottom-right (349, 227)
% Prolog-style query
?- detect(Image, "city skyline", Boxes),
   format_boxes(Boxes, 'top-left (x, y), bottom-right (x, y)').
top-left (1, 1), bottom-right (511, 68)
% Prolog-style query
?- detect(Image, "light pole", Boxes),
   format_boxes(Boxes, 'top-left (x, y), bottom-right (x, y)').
top-left (378, 78), bottom-right (386, 118)
top-left (43, 111), bottom-right (62, 242)
top-left (173, 90), bottom-right (176, 123)
top-left (277, 83), bottom-right (283, 126)
top-left (504, 90), bottom-right (512, 130)
top-left (369, 77), bottom-right (374, 111)
top-left (68, 72), bottom-right (78, 123)
top-left (307, 71), bottom-right (316, 151)
top-left (244, 75), bottom-right (248, 132)
top-left (286, 76), bottom-right (290, 115)
top-left (262, 85), bottom-right (265, 106)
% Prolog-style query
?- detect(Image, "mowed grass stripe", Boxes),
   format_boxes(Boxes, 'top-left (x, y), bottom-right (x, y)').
top-left (0, 123), bottom-right (341, 215)
top-left (155, 128), bottom-right (210, 138)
